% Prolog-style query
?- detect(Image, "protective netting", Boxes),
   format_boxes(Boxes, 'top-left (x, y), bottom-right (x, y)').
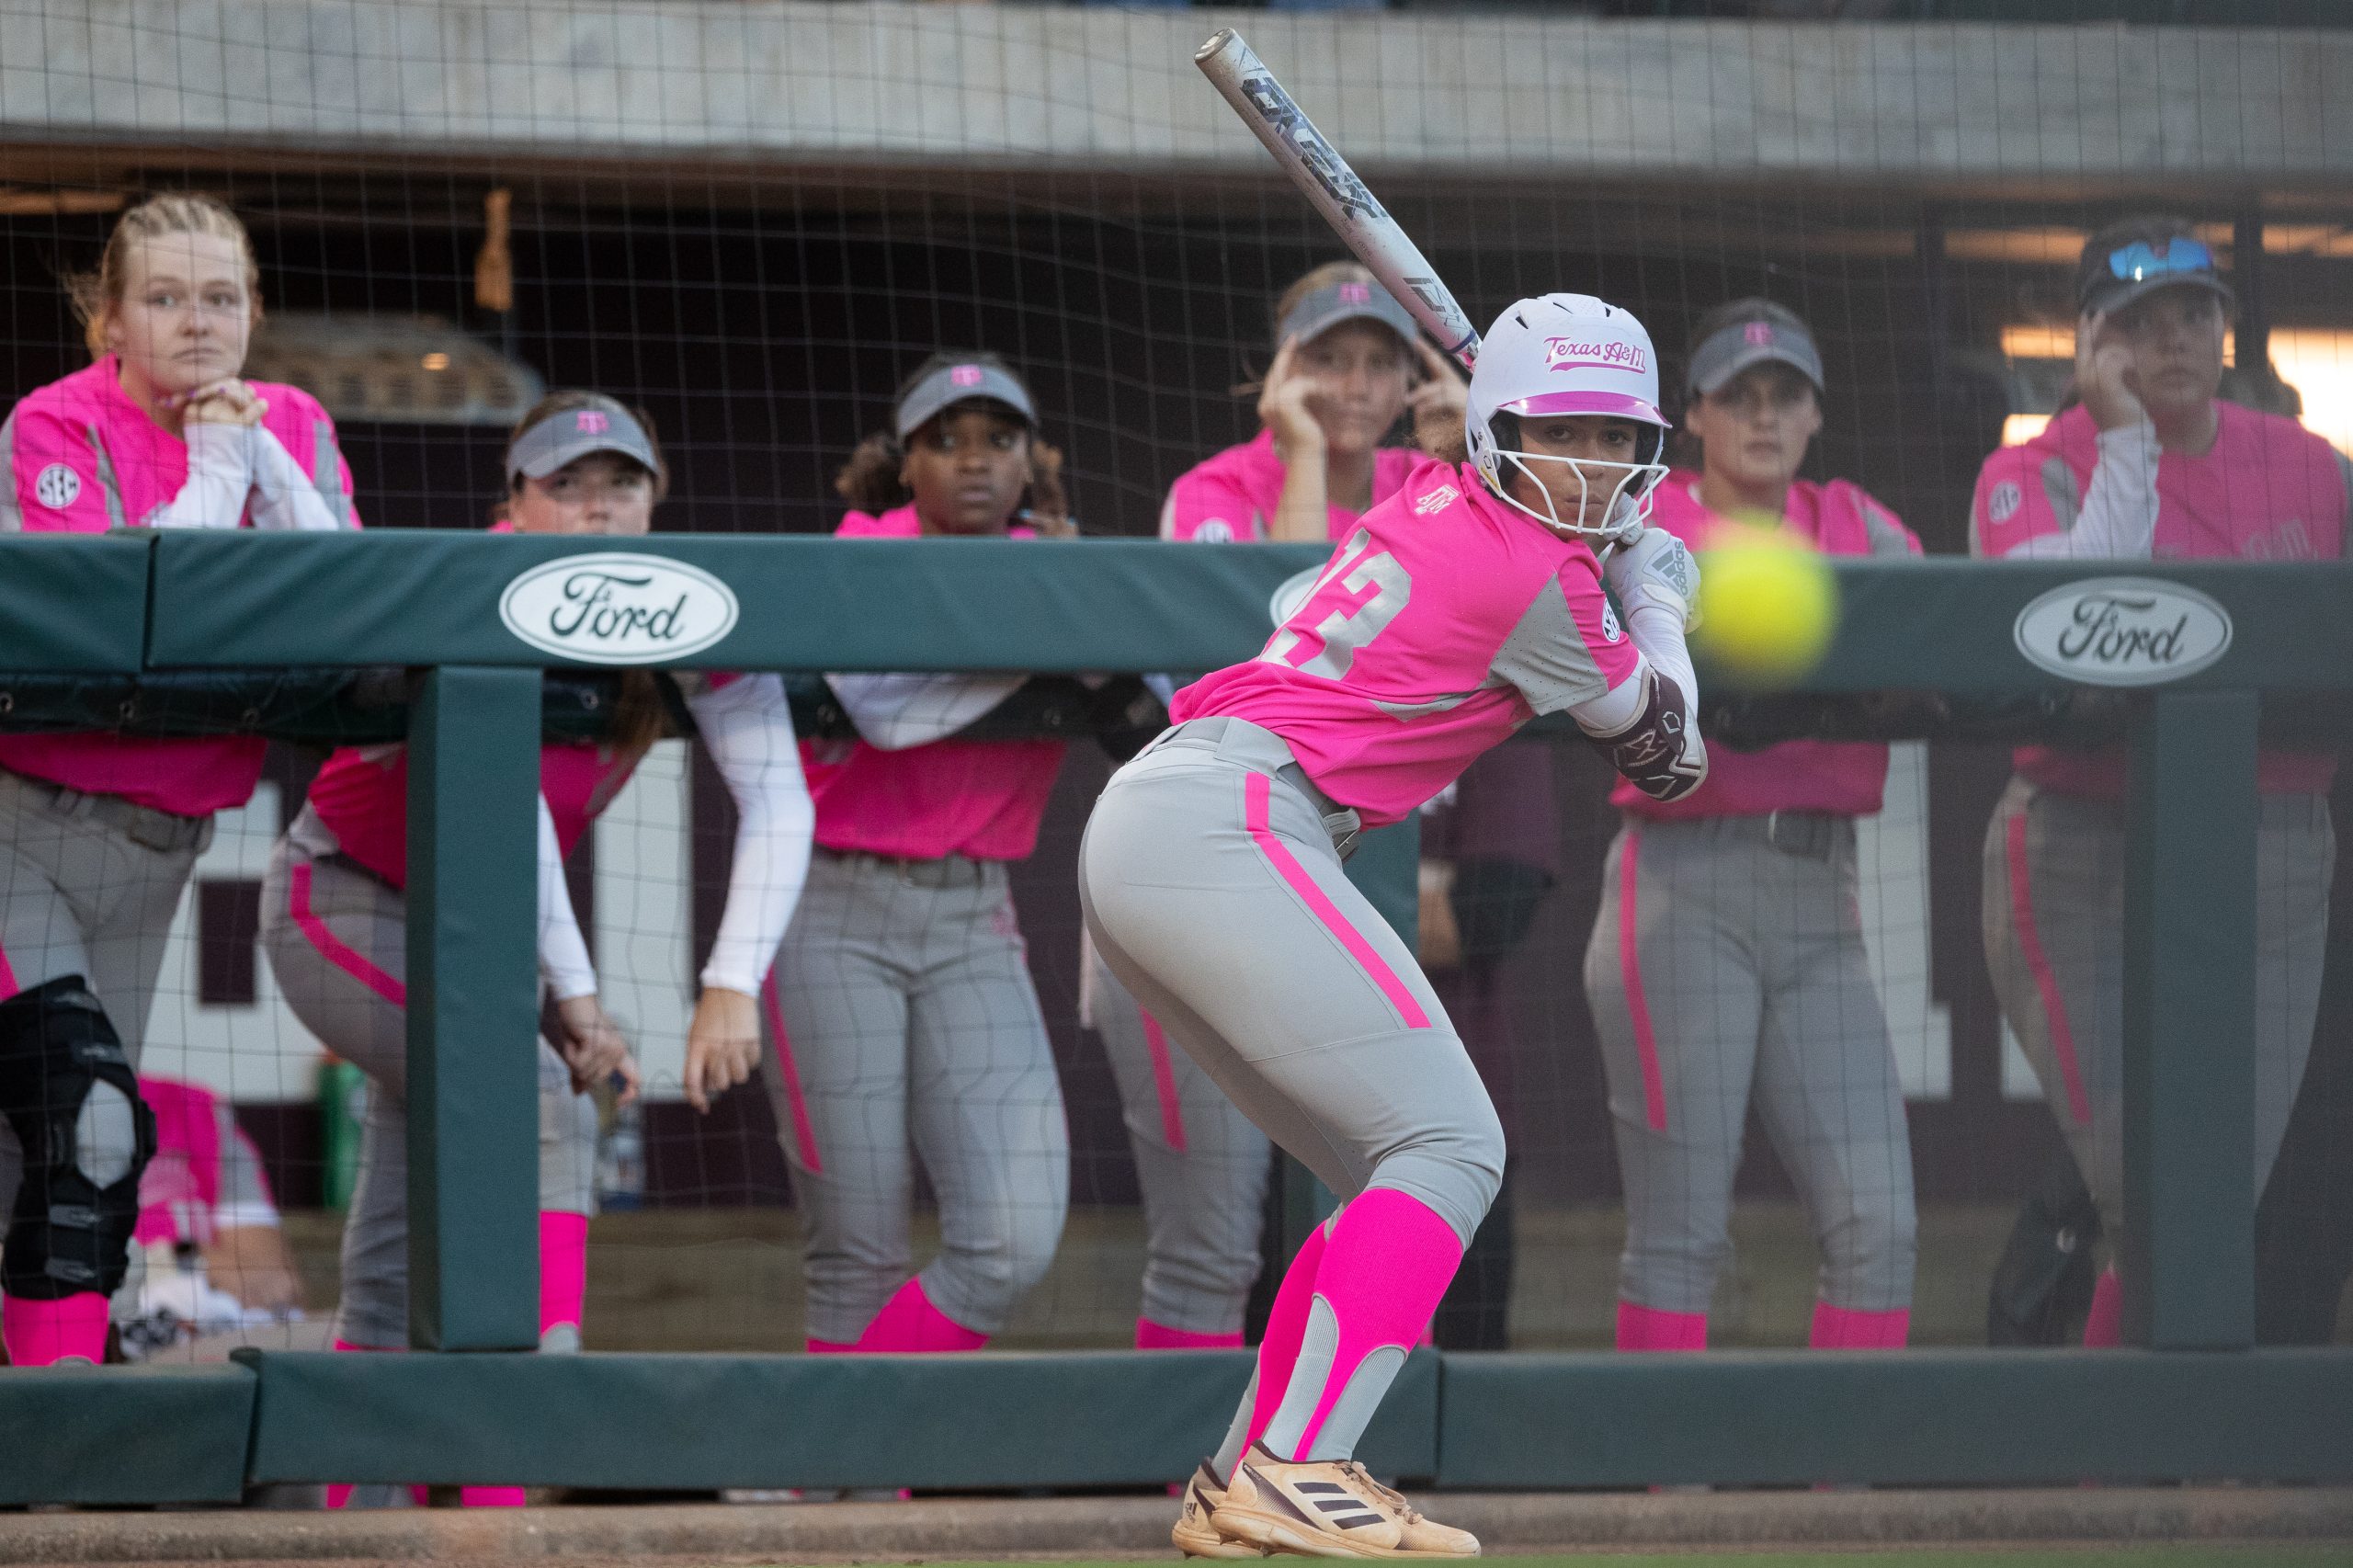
top-left (1, 0), bottom-right (2348, 1381)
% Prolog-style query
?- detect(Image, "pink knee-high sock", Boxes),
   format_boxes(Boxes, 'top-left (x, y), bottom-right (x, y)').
top-left (853, 1277), bottom-right (987, 1352)
top-left (2083, 1267), bottom-right (2122, 1348)
top-left (459, 1486), bottom-right (528, 1507)
top-left (2, 1291), bottom-right (108, 1366)
top-left (539, 1210), bottom-right (589, 1339)
top-left (1241, 1221), bottom-right (1332, 1456)
top-left (1261, 1188), bottom-right (1464, 1463)
top-left (1809, 1301), bottom-right (1910, 1349)
top-left (1136, 1318), bottom-right (1245, 1350)
top-left (1617, 1301), bottom-right (1708, 1351)
top-left (324, 1339), bottom-right (431, 1509)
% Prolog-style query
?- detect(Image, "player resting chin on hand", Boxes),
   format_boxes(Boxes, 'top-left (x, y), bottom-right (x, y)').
top-left (1084, 295), bottom-right (1702, 1561)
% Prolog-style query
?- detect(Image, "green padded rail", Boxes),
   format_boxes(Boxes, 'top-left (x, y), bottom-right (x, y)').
top-left (0, 1362), bottom-right (256, 1505)
top-left (235, 1349), bottom-right (1438, 1492)
top-left (0, 532), bottom-right (151, 675)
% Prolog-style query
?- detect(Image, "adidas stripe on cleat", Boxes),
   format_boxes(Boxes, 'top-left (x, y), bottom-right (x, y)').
top-left (1208, 1444), bottom-right (1479, 1560)
top-left (1173, 1460), bottom-right (1265, 1559)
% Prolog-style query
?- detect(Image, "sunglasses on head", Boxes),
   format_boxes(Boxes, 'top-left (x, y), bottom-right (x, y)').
top-left (2106, 236), bottom-right (2216, 283)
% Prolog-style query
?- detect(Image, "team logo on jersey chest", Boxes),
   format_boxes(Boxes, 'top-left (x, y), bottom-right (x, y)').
top-left (1412, 484), bottom-right (1458, 515)
top-left (33, 463), bottom-right (80, 509)
top-left (499, 551), bottom-right (740, 665)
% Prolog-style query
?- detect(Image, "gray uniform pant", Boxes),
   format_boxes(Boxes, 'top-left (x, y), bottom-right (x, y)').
top-left (259, 827), bottom-right (597, 1349)
top-left (1981, 778), bottom-right (2332, 1264)
top-left (760, 847), bottom-right (1069, 1345)
top-left (1088, 949), bottom-right (1269, 1337)
top-left (0, 767), bottom-right (211, 1271)
top-left (1078, 718), bottom-right (1504, 1254)
top-left (1583, 814), bottom-right (1916, 1316)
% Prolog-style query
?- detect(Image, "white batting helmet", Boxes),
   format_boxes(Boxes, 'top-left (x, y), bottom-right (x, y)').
top-left (1465, 294), bottom-right (1670, 539)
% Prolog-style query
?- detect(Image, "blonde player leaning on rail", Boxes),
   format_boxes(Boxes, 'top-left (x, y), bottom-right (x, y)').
top-left (262, 394), bottom-right (813, 1506)
top-left (1974, 218), bottom-right (2352, 1348)
top-left (0, 193), bottom-right (358, 1369)
top-left (758, 354), bottom-right (1073, 1358)
top-left (1583, 299), bottom-right (1922, 1355)
top-left (1084, 295), bottom-right (1708, 1561)
top-left (1085, 261), bottom-right (1468, 1353)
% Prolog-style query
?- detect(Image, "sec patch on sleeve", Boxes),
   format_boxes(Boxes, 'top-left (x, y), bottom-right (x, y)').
top-left (1987, 481), bottom-right (2022, 524)
top-left (34, 462), bottom-right (81, 510)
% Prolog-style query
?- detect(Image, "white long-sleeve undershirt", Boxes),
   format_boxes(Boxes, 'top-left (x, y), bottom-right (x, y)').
top-left (244, 426), bottom-right (349, 532)
top-left (2004, 420), bottom-right (2162, 561)
top-left (537, 793), bottom-right (598, 1002)
top-left (824, 671), bottom-right (1028, 751)
top-left (686, 674), bottom-right (814, 996)
top-left (146, 422), bottom-right (254, 530)
top-left (1565, 600), bottom-right (1700, 739)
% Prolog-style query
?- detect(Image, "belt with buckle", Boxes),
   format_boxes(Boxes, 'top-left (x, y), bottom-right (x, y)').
top-left (1150, 717), bottom-right (1363, 859)
top-left (1762, 810), bottom-right (1842, 860)
top-left (13, 772), bottom-right (209, 855)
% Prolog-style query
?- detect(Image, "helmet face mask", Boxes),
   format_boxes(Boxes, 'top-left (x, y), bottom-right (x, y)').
top-left (1463, 293), bottom-right (1672, 541)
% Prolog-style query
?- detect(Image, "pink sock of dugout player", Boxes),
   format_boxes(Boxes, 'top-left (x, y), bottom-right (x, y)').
top-left (855, 1278), bottom-right (987, 1352)
top-left (1136, 1318), bottom-right (1244, 1350)
top-left (1809, 1301), bottom-right (1910, 1349)
top-left (2, 1291), bottom-right (108, 1366)
top-left (539, 1210), bottom-right (589, 1343)
top-left (2083, 1267), bottom-right (2123, 1347)
top-left (1252, 1188), bottom-right (1462, 1464)
top-left (1616, 1301), bottom-right (1707, 1351)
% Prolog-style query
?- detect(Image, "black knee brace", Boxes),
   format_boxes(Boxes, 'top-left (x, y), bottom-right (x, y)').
top-left (0, 976), bottom-right (155, 1299)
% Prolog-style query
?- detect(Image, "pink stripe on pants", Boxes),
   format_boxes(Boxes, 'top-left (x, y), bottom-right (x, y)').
top-left (290, 862), bottom-right (406, 1007)
top-left (1618, 829), bottom-right (1668, 1132)
top-left (1243, 771), bottom-right (1427, 1030)
top-left (2004, 811), bottom-right (2091, 1125)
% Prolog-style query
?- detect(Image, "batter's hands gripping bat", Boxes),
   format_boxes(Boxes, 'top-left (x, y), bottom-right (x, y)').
top-left (1195, 28), bottom-right (1479, 371)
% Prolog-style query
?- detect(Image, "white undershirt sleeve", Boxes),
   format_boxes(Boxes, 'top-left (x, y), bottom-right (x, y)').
top-left (2006, 421), bottom-right (2162, 561)
top-left (824, 671), bottom-right (1028, 751)
top-left (537, 793), bottom-right (598, 1002)
top-left (1567, 600), bottom-right (1700, 736)
top-left (687, 675), bottom-right (815, 995)
top-left (244, 427), bottom-right (349, 532)
top-left (147, 422), bottom-right (255, 530)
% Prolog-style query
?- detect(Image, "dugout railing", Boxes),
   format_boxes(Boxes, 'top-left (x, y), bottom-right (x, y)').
top-left (1, 529), bottom-right (2349, 1502)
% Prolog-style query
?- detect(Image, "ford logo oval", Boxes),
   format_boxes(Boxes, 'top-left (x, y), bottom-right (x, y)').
top-left (498, 552), bottom-right (739, 665)
top-left (2012, 576), bottom-right (2233, 687)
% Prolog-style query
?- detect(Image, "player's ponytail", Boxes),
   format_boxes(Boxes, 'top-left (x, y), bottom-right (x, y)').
top-left (834, 430), bottom-right (911, 514)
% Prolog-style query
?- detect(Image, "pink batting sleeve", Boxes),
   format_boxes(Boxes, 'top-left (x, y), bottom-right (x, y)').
top-left (1969, 443), bottom-right (2066, 560)
top-left (1160, 467), bottom-right (1262, 543)
top-left (5, 400), bottom-right (119, 534)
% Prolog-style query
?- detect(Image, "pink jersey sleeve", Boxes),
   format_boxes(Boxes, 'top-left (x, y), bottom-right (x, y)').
top-left (1971, 439), bottom-right (2071, 560)
top-left (4, 398), bottom-right (119, 534)
top-left (1160, 465), bottom-right (1262, 543)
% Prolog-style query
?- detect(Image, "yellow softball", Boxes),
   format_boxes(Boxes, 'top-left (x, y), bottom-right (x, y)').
top-left (1694, 518), bottom-right (1838, 686)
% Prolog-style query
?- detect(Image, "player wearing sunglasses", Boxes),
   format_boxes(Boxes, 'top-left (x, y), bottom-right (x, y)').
top-left (1972, 216), bottom-right (2352, 1346)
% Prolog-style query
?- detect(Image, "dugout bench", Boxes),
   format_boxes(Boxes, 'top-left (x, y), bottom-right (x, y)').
top-left (1, 529), bottom-right (2349, 1501)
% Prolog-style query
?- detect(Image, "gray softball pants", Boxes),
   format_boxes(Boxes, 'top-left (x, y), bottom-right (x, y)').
top-left (1088, 949), bottom-right (1269, 1337)
top-left (259, 828), bottom-right (597, 1350)
top-left (1583, 815), bottom-right (1916, 1316)
top-left (0, 768), bottom-right (211, 1269)
top-left (759, 847), bottom-right (1070, 1346)
top-left (1982, 778), bottom-right (2331, 1264)
top-left (1078, 718), bottom-right (1504, 1254)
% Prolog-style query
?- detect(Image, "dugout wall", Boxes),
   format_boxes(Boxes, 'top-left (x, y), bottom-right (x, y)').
top-left (1, 529), bottom-right (2349, 1500)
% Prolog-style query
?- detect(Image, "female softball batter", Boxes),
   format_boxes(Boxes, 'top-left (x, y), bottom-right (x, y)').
top-left (1086, 294), bottom-right (1709, 1559)
top-left (760, 354), bottom-right (1072, 1354)
top-left (1583, 299), bottom-right (1921, 1353)
top-left (0, 193), bottom-right (357, 1366)
top-left (261, 394), bottom-right (812, 1503)
top-left (1975, 218), bottom-right (2348, 1346)
top-left (1094, 262), bottom-right (1468, 1351)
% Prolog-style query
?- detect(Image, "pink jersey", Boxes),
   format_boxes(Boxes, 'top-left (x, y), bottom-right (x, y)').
top-left (1973, 403), bottom-right (2351, 797)
top-left (808, 506), bottom-right (1065, 860)
top-left (1613, 472), bottom-right (1918, 820)
top-left (0, 358), bottom-right (358, 816)
top-left (1174, 458), bottom-right (1641, 827)
top-left (133, 1076), bottom-right (273, 1250)
top-left (307, 739), bottom-right (639, 889)
top-left (1161, 429), bottom-right (1419, 543)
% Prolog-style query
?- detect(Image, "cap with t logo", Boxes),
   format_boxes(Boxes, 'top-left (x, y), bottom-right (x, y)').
top-left (506, 395), bottom-right (662, 484)
top-left (1687, 300), bottom-right (1824, 398)
top-left (893, 359), bottom-right (1037, 442)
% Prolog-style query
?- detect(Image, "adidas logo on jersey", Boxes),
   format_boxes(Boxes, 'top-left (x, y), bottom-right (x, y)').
top-left (1413, 484), bottom-right (1459, 515)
